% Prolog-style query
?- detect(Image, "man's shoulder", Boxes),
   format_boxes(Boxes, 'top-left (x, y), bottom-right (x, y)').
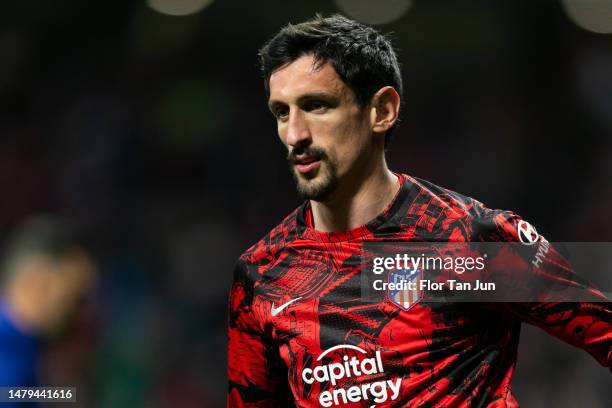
top-left (404, 175), bottom-right (529, 242)
top-left (237, 203), bottom-right (305, 267)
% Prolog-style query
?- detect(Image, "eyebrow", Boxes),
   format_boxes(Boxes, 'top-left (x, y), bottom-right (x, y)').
top-left (267, 91), bottom-right (338, 112)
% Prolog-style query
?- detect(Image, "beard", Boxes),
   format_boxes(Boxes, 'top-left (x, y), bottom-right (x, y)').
top-left (287, 146), bottom-right (339, 201)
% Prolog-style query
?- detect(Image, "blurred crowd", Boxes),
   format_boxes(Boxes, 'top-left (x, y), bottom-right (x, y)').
top-left (0, 1), bottom-right (611, 407)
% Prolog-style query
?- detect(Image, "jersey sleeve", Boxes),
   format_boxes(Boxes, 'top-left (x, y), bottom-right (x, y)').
top-left (227, 259), bottom-right (292, 407)
top-left (474, 210), bottom-right (612, 372)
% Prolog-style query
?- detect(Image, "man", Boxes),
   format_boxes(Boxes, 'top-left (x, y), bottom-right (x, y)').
top-left (228, 14), bottom-right (611, 407)
top-left (0, 216), bottom-right (94, 390)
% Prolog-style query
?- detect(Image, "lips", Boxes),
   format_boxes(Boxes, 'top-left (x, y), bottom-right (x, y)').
top-left (295, 159), bottom-right (321, 174)
top-left (292, 154), bottom-right (321, 174)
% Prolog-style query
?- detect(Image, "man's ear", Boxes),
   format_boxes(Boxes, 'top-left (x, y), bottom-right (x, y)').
top-left (370, 86), bottom-right (401, 135)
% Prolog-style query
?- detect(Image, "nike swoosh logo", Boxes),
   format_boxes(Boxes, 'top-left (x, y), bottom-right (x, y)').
top-left (271, 297), bottom-right (302, 317)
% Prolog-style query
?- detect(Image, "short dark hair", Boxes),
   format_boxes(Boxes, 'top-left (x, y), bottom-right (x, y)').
top-left (259, 14), bottom-right (403, 146)
top-left (1, 216), bottom-right (82, 283)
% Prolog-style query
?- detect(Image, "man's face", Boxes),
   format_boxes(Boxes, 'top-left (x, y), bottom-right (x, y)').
top-left (268, 55), bottom-right (373, 201)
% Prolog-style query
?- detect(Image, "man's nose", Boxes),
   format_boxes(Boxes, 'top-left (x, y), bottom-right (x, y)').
top-left (285, 110), bottom-right (311, 147)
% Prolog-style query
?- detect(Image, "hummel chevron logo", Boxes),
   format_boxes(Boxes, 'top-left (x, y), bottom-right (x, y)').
top-left (271, 297), bottom-right (302, 317)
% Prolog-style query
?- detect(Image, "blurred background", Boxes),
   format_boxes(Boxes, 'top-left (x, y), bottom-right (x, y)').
top-left (0, 0), bottom-right (611, 406)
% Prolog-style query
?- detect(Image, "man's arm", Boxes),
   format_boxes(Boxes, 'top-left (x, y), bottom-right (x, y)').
top-left (476, 210), bottom-right (612, 371)
top-left (227, 259), bottom-right (292, 407)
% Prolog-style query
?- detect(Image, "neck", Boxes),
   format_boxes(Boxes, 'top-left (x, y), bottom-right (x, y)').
top-left (310, 163), bottom-right (399, 233)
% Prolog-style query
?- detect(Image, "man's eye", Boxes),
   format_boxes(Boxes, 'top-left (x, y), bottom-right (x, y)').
top-left (274, 108), bottom-right (289, 120)
top-left (305, 101), bottom-right (328, 112)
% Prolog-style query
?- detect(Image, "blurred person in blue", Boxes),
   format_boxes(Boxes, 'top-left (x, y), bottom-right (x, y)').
top-left (0, 216), bottom-right (94, 388)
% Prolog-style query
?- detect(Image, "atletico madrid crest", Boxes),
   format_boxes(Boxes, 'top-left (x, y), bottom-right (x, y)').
top-left (387, 268), bottom-right (423, 311)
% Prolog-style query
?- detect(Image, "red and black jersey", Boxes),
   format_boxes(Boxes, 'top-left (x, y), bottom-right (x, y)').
top-left (228, 173), bottom-right (611, 407)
